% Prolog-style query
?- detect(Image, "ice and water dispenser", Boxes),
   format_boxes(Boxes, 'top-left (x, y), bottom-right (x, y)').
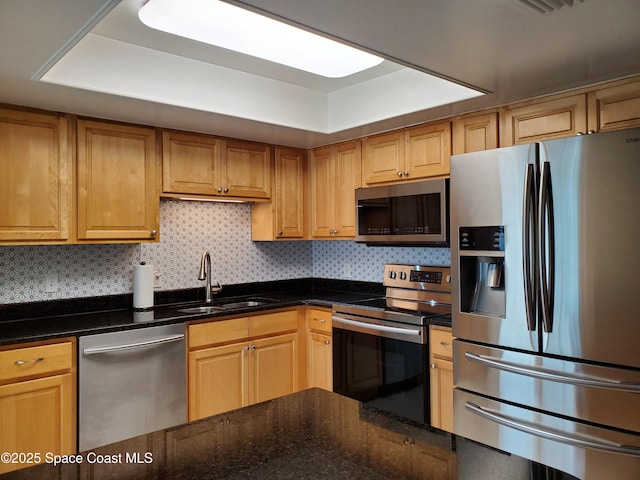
top-left (458, 226), bottom-right (506, 318)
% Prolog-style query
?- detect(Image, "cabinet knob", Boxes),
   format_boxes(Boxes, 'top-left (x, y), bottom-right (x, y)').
top-left (325, 340), bottom-right (330, 345)
top-left (430, 363), bottom-right (436, 369)
top-left (278, 230), bottom-right (283, 235)
top-left (251, 345), bottom-right (256, 350)
top-left (403, 170), bottom-right (409, 177)
top-left (150, 230), bottom-right (157, 237)
top-left (397, 171), bottom-right (403, 177)
top-left (223, 187), bottom-right (229, 193)
top-left (218, 187), bottom-right (223, 193)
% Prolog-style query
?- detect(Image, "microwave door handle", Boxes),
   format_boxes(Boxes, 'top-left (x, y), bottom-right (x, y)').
top-left (522, 163), bottom-right (536, 331)
top-left (465, 402), bottom-right (640, 457)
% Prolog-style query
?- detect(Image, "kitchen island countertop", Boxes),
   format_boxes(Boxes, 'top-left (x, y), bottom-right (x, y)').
top-left (0, 388), bottom-right (455, 479)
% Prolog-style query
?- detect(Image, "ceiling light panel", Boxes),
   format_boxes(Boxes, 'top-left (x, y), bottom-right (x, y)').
top-left (138, 0), bottom-right (384, 78)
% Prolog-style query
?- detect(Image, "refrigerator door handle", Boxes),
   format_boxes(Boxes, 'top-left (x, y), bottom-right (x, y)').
top-left (465, 351), bottom-right (640, 393)
top-left (522, 163), bottom-right (536, 331)
top-left (538, 161), bottom-right (555, 333)
top-left (465, 401), bottom-right (640, 457)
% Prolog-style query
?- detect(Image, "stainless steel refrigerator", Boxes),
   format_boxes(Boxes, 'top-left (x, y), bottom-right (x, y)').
top-left (450, 128), bottom-right (640, 480)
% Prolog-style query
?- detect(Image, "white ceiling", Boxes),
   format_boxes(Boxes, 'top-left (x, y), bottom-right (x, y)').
top-left (1, 0), bottom-right (639, 148)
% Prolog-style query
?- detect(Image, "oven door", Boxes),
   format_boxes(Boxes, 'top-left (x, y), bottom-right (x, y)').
top-left (332, 313), bottom-right (429, 424)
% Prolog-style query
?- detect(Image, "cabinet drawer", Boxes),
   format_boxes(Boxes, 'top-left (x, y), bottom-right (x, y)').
top-left (307, 308), bottom-right (332, 334)
top-left (0, 342), bottom-right (73, 383)
top-left (189, 318), bottom-right (249, 349)
top-left (430, 327), bottom-right (453, 360)
top-left (249, 310), bottom-right (298, 337)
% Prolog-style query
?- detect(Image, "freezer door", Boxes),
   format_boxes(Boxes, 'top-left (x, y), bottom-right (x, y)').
top-left (455, 340), bottom-right (640, 433)
top-left (451, 144), bottom-right (539, 351)
top-left (539, 128), bottom-right (640, 367)
top-left (454, 389), bottom-right (640, 480)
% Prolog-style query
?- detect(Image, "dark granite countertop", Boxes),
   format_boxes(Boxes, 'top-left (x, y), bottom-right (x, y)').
top-left (0, 388), bottom-right (456, 480)
top-left (0, 278), bottom-right (451, 346)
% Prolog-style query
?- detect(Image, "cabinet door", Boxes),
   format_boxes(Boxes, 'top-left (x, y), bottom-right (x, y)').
top-left (503, 94), bottom-right (587, 145)
top-left (429, 358), bottom-right (454, 433)
top-left (223, 140), bottom-right (271, 199)
top-left (332, 142), bottom-right (361, 238)
top-left (0, 373), bottom-right (74, 474)
top-left (404, 121), bottom-right (451, 179)
top-left (251, 333), bottom-right (299, 404)
top-left (308, 332), bottom-right (332, 391)
top-left (162, 131), bottom-right (221, 196)
top-left (309, 146), bottom-right (334, 237)
top-left (188, 342), bottom-right (249, 421)
top-left (587, 79), bottom-right (640, 132)
top-left (0, 108), bottom-right (71, 242)
top-left (274, 147), bottom-right (305, 238)
top-left (77, 120), bottom-right (159, 241)
top-left (452, 112), bottom-right (499, 154)
top-left (362, 131), bottom-right (405, 185)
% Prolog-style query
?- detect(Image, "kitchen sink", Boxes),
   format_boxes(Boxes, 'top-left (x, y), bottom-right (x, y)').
top-left (177, 306), bottom-right (226, 315)
top-left (174, 297), bottom-right (279, 315)
top-left (219, 300), bottom-right (269, 309)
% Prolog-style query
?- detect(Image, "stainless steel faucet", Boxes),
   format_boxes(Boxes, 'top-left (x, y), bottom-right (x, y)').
top-left (198, 251), bottom-right (222, 303)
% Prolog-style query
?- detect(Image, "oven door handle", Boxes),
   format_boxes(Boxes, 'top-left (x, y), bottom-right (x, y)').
top-left (332, 316), bottom-right (423, 338)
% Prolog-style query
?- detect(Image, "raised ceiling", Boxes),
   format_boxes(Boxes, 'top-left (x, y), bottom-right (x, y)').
top-left (0, 0), bottom-right (639, 148)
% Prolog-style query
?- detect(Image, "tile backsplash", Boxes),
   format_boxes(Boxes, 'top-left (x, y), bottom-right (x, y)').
top-left (0, 200), bottom-right (450, 304)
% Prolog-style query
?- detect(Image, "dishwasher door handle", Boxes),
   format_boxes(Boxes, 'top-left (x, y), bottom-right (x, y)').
top-left (82, 334), bottom-right (185, 355)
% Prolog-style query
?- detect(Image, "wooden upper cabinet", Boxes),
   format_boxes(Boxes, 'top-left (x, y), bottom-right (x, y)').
top-left (0, 108), bottom-right (71, 243)
top-left (77, 119), bottom-right (159, 242)
top-left (404, 121), bottom-right (451, 179)
top-left (162, 131), bottom-right (220, 196)
top-left (274, 147), bottom-right (305, 238)
top-left (587, 78), bottom-right (640, 132)
top-left (162, 132), bottom-right (271, 200)
top-left (452, 112), bottom-right (499, 154)
top-left (223, 140), bottom-right (271, 200)
top-left (362, 130), bottom-right (405, 185)
top-left (503, 94), bottom-right (587, 145)
top-left (362, 121), bottom-right (451, 186)
top-left (252, 147), bottom-right (305, 240)
top-left (309, 141), bottom-right (361, 238)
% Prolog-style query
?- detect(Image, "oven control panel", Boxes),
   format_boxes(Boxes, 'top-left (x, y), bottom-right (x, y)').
top-left (384, 264), bottom-right (451, 292)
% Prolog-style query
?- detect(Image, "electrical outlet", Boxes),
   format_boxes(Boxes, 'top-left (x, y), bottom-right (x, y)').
top-left (45, 272), bottom-right (59, 293)
top-left (342, 263), bottom-right (352, 278)
top-left (154, 271), bottom-right (162, 288)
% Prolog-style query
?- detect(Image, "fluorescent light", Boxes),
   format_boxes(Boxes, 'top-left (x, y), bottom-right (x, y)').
top-left (177, 197), bottom-right (248, 203)
top-left (138, 0), bottom-right (384, 78)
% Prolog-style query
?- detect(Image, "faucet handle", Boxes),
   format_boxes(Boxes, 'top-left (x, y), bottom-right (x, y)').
top-left (211, 281), bottom-right (223, 295)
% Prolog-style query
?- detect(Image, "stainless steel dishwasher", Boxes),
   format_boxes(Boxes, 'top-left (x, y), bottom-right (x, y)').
top-left (79, 323), bottom-right (186, 451)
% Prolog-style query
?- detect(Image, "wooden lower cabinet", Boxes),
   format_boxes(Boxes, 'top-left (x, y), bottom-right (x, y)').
top-left (188, 310), bottom-right (300, 421)
top-left (305, 308), bottom-right (332, 391)
top-left (0, 340), bottom-right (75, 474)
top-left (429, 326), bottom-right (454, 433)
top-left (367, 424), bottom-right (457, 480)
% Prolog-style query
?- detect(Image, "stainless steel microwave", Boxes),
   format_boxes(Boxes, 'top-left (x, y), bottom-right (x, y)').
top-left (355, 179), bottom-right (449, 246)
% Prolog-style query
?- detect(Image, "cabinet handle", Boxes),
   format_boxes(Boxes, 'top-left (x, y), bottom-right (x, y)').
top-left (397, 171), bottom-right (403, 177)
top-left (243, 346), bottom-right (250, 352)
top-left (251, 345), bottom-right (256, 350)
top-left (223, 187), bottom-right (229, 193)
top-left (325, 340), bottom-right (331, 345)
top-left (278, 231), bottom-right (283, 235)
top-left (15, 357), bottom-right (44, 366)
top-left (313, 318), bottom-right (326, 323)
top-left (150, 230), bottom-right (157, 237)
top-left (440, 341), bottom-right (451, 347)
top-left (430, 363), bottom-right (436, 369)
top-left (403, 170), bottom-right (409, 177)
